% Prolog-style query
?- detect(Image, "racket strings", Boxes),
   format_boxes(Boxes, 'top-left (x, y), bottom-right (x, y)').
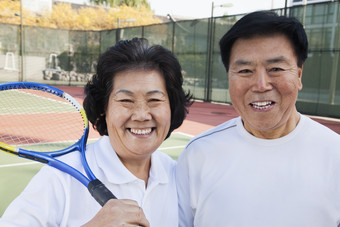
top-left (0, 89), bottom-right (86, 152)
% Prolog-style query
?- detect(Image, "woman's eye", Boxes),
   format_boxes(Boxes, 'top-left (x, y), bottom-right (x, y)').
top-left (149, 98), bottom-right (162, 103)
top-left (120, 99), bottom-right (133, 103)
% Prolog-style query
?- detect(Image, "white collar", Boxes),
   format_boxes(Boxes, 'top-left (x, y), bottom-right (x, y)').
top-left (236, 114), bottom-right (305, 145)
top-left (91, 136), bottom-right (169, 186)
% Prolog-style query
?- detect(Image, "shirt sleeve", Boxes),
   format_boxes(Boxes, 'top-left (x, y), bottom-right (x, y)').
top-left (0, 166), bottom-right (66, 227)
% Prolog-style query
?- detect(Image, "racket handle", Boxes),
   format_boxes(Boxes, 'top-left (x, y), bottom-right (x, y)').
top-left (88, 179), bottom-right (117, 206)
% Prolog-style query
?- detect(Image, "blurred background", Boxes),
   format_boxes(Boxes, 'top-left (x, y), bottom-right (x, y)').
top-left (0, 0), bottom-right (339, 118)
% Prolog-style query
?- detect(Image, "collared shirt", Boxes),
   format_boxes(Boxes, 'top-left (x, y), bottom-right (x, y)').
top-left (0, 136), bottom-right (178, 227)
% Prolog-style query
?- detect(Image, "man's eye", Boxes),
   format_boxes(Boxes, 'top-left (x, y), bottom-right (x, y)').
top-left (270, 67), bottom-right (283, 72)
top-left (239, 69), bottom-right (251, 73)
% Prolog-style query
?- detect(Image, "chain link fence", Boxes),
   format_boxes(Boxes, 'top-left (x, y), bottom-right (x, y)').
top-left (1, 1), bottom-right (339, 118)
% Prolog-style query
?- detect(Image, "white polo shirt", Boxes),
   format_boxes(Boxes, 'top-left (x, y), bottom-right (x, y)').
top-left (0, 136), bottom-right (178, 227)
top-left (176, 115), bottom-right (340, 227)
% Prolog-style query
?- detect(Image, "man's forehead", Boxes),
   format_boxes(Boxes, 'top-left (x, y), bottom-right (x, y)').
top-left (229, 35), bottom-right (297, 63)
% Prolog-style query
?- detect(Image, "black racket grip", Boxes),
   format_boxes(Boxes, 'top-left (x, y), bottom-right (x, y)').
top-left (88, 179), bottom-right (117, 206)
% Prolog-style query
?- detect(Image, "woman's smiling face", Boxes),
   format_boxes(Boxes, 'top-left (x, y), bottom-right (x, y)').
top-left (105, 69), bottom-right (171, 162)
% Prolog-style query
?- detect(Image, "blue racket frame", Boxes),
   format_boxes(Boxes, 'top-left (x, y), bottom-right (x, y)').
top-left (0, 82), bottom-right (116, 206)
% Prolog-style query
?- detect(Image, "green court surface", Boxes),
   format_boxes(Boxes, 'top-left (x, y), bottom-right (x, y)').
top-left (0, 132), bottom-right (192, 217)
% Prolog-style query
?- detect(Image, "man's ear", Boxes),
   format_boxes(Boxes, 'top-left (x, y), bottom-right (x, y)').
top-left (297, 65), bottom-right (303, 91)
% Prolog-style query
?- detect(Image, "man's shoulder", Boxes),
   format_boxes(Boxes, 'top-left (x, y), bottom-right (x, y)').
top-left (302, 115), bottom-right (340, 139)
top-left (185, 117), bottom-right (239, 149)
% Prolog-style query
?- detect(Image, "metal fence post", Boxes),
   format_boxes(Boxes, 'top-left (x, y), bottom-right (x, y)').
top-left (205, 6), bottom-right (214, 102)
top-left (19, 0), bottom-right (24, 81)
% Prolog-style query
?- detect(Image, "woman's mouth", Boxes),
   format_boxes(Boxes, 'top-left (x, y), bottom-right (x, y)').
top-left (129, 128), bottom-right (153, 135)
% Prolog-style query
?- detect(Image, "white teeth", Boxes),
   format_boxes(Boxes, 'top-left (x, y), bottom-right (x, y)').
top-left (251, 101), bottom-right (273, 110)
top-left (130, 128), bottom-right (152, 135)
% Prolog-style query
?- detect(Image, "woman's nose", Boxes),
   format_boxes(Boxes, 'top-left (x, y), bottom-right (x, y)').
top-left (131, 102), bottom-right (152, 121)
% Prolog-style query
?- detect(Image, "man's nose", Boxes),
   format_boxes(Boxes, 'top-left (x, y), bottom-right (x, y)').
top-left (252, 69), bottom-right (273, 92)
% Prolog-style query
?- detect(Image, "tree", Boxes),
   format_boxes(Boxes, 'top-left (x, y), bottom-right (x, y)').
top-left (121, 0), bottom-right (150, 8)
top-left (0, 1), bottom-right (160, 30)
top-left (89, 0), bottom-right (150, 9)
top-left (89, 0), bottom-right (121, 7)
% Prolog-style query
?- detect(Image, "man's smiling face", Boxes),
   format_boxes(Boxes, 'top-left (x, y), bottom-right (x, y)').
top-left (228, 34), bottom-right (303, 139)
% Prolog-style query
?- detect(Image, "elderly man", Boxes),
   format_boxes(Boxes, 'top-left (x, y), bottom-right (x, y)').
top-left (176, 11), bottom-right (340, 227)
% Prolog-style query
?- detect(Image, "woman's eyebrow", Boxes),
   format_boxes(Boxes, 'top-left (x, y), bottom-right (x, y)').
top-left (146, 90), bottom-right (166, 96)
top-left (115, 89), bottom-right (165, 95)
top-left (115, 89), bottom-right (133, 95)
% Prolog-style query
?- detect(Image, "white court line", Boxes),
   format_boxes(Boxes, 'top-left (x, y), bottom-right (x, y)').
top-left (15, 89), bottom-right (69, 106)
top-left (158, 145), bottom-right (186, 151)
top-left (0, 90), bottom-right (73, 116)
top-left (173, 132), bottom-right (194, 138)
top-left (0, 145), bottom-right (187, 168)
top-left (0, 136), bottom-right (189, 168)
top-left (306, 114), bottom-right (340, 122)
top-left (0, 146), bottom-right (184, 168)
top-left (0, 162), bottom-right (39, 168)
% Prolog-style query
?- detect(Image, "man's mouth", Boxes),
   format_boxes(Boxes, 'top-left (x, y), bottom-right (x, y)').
top-left (250, 101), bottom-right (275, 110)
top-left (129, 128), bottom-right (153, 135)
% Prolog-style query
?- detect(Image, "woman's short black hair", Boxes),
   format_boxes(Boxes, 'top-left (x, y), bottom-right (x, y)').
top-left (219, 10), bottom-right (308, 71)
top-left (83, 37), bottom-right (192, 140)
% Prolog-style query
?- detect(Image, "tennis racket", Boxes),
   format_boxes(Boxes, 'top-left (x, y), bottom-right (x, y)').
top-left (0, 81), bottom-right (116, 206)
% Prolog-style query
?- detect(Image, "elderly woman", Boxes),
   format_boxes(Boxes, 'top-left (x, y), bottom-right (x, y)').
top-left (0, 38), bottom-right (191, 226)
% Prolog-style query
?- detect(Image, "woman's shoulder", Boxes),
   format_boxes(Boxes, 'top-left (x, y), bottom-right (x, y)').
top-left (153, 150), bottom-right (176, 166)
top-left (152, 150), bottom-right (176, 177)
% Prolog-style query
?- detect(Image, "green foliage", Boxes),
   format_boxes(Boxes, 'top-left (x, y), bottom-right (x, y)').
top-left (89, 0), bottom-right (122, 6)
top-left (58, 51), bottom-right (74, 71)
top-left (0, 0), bottom-right (159, 30)
top-left (90, 0), bottom-right (150, 9)
top-left (121, 0), bottom-right (150, 8)
top-left (73, 45), bottom-right (100, 73)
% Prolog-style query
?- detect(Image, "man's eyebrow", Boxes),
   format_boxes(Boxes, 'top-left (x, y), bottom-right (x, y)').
top-left (266, 56), bottom-right (289, 64)
top-left (232, 56), bottom-right (290, 66)
top-left (233, 59), bottom-right (253, 66)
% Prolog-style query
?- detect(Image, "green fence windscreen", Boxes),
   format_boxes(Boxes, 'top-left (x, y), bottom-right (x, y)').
top-left (1, 1), bottom-right (339, 118)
